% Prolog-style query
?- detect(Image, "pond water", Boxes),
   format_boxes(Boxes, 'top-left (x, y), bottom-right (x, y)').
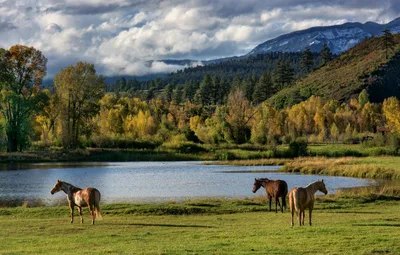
top-left (0, 161), bottom-right (374, 204)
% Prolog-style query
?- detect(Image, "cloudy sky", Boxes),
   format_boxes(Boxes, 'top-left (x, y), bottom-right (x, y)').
top-left (1, 0), bottom-right (399, 77)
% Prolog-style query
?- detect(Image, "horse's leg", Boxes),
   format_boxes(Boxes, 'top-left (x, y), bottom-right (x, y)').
top-left (77, 206), bottom-right (83, 224)
top-left (275, 197), bottom-right (278, 213)
top-left (268, 196), bottom-right (272, 212)
top-left (302, 211), bottom-right (305, 226)
top-left (68, 201), bottom-right (74, 224)
top-left (277, 197), bottom-right (283, 213)
top-left (291, 208), bottom-right (294, 227)
top-left (89, 204), bottom-right (95, 225)
top-left (298, 209), bottom-right (302, 226)
top-left (309, 208), bottom-right (312, 226)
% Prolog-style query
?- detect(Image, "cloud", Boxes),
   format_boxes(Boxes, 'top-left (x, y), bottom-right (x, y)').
top-left (0, 0), bottom-right (399, 78)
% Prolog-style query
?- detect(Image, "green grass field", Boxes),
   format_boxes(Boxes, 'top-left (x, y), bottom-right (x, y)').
top-left (0, 197), bottom-right (399, 254)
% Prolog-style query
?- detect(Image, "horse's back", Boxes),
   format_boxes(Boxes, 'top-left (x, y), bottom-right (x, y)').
top-left (291, 187), bottom-right (309, 210)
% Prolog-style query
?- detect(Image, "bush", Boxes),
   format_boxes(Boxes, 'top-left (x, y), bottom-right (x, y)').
top-left (288, 140), bottom-right (308, 157)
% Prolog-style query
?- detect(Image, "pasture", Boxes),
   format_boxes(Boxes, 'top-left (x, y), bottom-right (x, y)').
top-left (0, 197), bottom-right (399, 254)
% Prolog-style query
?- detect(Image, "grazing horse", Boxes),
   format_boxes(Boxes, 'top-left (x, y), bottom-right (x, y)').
top-left (50, 180), bottom-right (102, 225)
top-left (252, 178), bottom-right (288, 213)
top-left (289, 179), bottom-right (328, 227)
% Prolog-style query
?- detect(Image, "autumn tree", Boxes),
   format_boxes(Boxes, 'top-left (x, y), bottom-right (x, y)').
top-left (382, 97), bottom-right (400, 133)
top-left (0, 45), bottom-right (48, 152)
top-left (225, 89), bottom-right (253, 144)
top-left (54, 62), bottom-right (105, 147)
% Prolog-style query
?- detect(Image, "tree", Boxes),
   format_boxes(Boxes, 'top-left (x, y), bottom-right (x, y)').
top-left (358, 89), bottom-right (369, 108)
top-left (253, 71), bottom-right (274, 104)
top-left (54, 62), bottom-right (105, 147)
top-left (274, 59), bottom-right (294, 90)
top-left (320, 43), bottom-right (332, 65)
top-left (382, 29), bottom-right (395, 59)
top-left (0, 45), bottom-right (48, 152)
top-left (225, 89), bottom-right (253, 144)
top-left (199, 74), bottom-right (213, 105)
top-left (300, 48), bottom-right (314, 74)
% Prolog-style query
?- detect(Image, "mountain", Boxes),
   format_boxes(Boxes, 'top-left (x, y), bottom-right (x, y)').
top-left (267, 34), bottom-right (400, 108)
top-left (249, 17), bottom-right (400, 55)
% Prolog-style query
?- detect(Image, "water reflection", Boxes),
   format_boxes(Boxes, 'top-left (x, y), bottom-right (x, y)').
top-left (0, 161), bottom-right (374, 205)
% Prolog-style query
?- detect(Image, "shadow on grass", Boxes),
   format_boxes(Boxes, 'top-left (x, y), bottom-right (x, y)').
top-left (105, 222), bottom-right (215, 228)
top-left (352, 223), bottom-right (400, 227)
top-left (328, 211), bottom-right (383, 214)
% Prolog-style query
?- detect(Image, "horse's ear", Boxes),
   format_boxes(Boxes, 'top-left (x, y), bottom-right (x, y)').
top-left (322, 179), bottom-right (324, 183)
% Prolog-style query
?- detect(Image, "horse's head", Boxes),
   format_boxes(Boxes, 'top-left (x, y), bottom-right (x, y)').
top-left (318, 179), bottom-right (328, 195)
top-left (252, 178), bottom-right (265, 193)
top-left (50, 180), bottom-right (63, 195)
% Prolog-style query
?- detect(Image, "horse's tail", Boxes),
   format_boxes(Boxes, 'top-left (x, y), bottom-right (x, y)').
top-left (288, 189), bottom-right (294, 212)
top-left (293, 189), bottom-right (301, 213)
top-left (93, 189), bottom-right (102, 220)
top-left (282, 181), bottom-right (288, 210)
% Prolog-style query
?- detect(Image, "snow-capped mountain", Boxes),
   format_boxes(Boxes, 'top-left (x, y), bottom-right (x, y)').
top-left (248, 17), bottom-right (400, 55)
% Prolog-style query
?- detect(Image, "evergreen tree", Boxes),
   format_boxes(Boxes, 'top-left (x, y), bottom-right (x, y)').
top-left (382, 29), bottom-right (395, 59)
top-left (274, 60), bottom-right (295, 90)
top-left (245, 74), bottom-right (256, 101)
top-left (300, 48), bottom-right (314, 74)
top-left (218, 77), bottom-right (231, 105)
top-left (199, 74), bottom-right (213, 105)
top-left (172, 85), bottom-right (183, 104)
top-left (212, 75), bottom-right (220, 105)
top-left (320, 43), bottom-right (332, 65)
top-left (253, 71), bottom-right (274, 104)
top-left (163, 84), bottom-right (174, 102)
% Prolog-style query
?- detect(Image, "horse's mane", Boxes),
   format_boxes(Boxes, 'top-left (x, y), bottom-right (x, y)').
top-left (305, 180), bottom-right (321, 188)
top-left (256, 178), bottom-right (270, 182)
top-left (61, 181), bottom-right (82, 191)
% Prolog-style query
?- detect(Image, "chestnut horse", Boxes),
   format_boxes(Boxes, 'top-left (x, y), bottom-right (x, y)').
top-left (252, 178), bottom-right (288, 213)
top-left (50, 180), bottom-right (102, 225)
top-left (289, 179), bottom-right (328, 227)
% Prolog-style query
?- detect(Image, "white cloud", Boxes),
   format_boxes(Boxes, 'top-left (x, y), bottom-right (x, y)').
top-left (0, 0), bottom-right (398, 78)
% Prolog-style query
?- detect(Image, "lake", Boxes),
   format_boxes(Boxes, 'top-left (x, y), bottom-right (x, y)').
top-left (0, 161), bottom-right (374, 204)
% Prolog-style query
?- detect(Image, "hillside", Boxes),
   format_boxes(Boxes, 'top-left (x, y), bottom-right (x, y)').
top-left (268, 34), bottom-right (400, 108)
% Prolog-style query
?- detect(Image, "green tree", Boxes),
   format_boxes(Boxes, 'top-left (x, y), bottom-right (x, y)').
top-left (54, 62), bottom-right (105, 147)
top-left (0, 45), bottom-right (48, 152)
top-left (274, 60), bottom-right (294, 90)
top-left (358, 89), bottom-right (369, 108)
top-left (199, 74), bottom-right (213, 105)
top-left (320, 43), bottom-right (332, 65)
top-left (253, 71), bottom-right (274, 104)
top-left (300, 48), bottom-right (314, 74)
top-left (382, 29), bottom-right (395, 59)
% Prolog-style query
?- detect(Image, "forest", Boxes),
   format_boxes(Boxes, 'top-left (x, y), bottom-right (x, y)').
top-left (0, 34), bottom-right (399, 154)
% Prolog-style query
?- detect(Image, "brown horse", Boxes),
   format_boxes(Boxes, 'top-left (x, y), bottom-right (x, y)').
top-left (50, 180), bottom-right (102, 225)
top-left (252, 178), bottom-right (288, 213)
top-left (289, 179), bottom-right (328, 227)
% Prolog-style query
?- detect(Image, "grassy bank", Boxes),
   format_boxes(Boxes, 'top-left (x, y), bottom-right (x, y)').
top-left (212, 156), bottom-right (400, 180)
top-left (0, 195), bottom-right (399, 254)
top-left (0, 143), bottom-right (397, 164)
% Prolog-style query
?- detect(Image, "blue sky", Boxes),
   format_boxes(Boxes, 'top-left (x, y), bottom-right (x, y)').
top-left (1, 0), bottom-right (399, 77)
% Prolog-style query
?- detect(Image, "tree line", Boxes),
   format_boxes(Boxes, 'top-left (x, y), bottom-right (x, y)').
top-left (6, 43), bottom-right (400, 151)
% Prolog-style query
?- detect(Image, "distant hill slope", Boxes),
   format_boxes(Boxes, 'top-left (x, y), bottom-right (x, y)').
top-left (268, 34), bottom-right (400, 108)
top-left (249, 17), bottom-right (400, 55)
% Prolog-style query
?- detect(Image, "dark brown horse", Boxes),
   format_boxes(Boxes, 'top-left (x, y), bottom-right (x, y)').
top-left (50, 180), bottom-right (102, 225)
top-left (252, 178), bottom-right (288, 213)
